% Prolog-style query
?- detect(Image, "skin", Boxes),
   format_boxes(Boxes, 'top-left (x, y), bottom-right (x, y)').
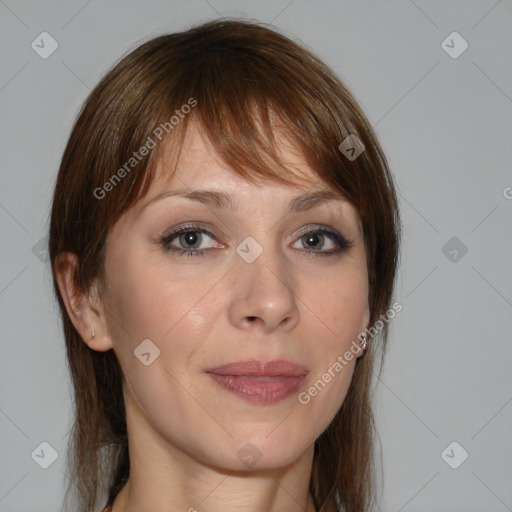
top-left (56, 125), bottom-right (370, 512)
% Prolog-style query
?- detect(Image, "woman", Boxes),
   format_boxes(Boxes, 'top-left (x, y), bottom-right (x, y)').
top-left (49, 18), bottom-right (401, 512)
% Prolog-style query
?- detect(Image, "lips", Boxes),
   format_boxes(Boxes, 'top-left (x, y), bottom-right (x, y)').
top-left (205, 359), bottom-right (309, 404)
top-left (205, 359), bottom-right (309, 377)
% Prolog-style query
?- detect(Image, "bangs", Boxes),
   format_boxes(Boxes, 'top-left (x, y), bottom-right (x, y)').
top-left (121, 23), bottom-right (367, 214)
top-left (152, 102), bottom-right (328, 194)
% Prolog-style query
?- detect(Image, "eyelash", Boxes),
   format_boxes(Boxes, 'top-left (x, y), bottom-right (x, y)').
top-left (159, 223), bottom-right (354, 258)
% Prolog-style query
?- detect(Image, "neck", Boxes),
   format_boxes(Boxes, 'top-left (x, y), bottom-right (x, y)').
top-left (111, 387), bottom-right (317, 512)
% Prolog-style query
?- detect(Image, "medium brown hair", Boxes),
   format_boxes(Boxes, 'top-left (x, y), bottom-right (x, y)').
top-left (49, 18), bottom-right (401, 512)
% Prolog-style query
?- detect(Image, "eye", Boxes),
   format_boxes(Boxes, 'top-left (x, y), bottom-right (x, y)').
top-left (291, 227), bottom-right (354, 256)
top-left (160, 224), bottom-right (221, 257)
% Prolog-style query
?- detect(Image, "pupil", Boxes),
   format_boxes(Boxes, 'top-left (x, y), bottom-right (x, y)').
top-left (306, 233), bottom-right (320, 248)
top-left (183, 232), bottom-right (199, 247)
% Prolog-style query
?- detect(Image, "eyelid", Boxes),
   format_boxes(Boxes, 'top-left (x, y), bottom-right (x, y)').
top-left (295, 224), bottom-right (340, 238)
top-left (161, 222), bottom-right (224, 244)
top-left (293, 224), bottom-right (354, 247)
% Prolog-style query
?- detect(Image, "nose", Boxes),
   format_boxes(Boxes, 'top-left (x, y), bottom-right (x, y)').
top-left (227, 244), bottom-right (300, 334)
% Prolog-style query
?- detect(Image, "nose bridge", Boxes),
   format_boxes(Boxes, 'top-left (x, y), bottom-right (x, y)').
top-left (228, 233), bottom-right (299, 333)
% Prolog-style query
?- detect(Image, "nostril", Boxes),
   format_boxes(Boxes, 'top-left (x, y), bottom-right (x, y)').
top-left (247, 316), bottom-right (257, 323)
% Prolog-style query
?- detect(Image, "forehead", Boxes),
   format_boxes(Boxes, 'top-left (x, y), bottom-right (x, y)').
top-left (130, 127), bottom-right (356, 225)
top-left (151, 123), bottom-right (324, 194)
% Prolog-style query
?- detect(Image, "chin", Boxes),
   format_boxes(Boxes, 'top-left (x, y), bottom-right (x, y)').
top-left (205, 433), bottom-right (314, 473)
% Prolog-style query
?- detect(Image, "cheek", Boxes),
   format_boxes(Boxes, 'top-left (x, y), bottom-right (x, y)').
top-left (294, 268), bottom-right (367, 420)
top-left (305, 269), bottom-right (369, 339)
top-left (104, 250), bottom-right (222, 372)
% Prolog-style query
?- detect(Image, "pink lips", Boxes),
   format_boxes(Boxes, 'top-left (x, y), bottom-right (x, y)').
top-left (205, 359), bottom-right (309, 404)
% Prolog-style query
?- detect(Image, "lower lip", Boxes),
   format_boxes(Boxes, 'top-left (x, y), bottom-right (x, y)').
top-left (207, 374), bottom-right (307, 404)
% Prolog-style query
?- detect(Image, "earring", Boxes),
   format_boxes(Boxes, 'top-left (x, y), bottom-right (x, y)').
top-left (90, 331), bottom-right (95, 341)
top-left (360, 332), bottom-right (368, 351)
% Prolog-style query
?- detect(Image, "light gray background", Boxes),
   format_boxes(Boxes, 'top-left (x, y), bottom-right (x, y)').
top-left (1, 1), bottom-right (511, 511)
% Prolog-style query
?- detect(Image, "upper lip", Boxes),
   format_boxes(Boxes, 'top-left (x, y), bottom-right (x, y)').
top-left (206, 359), bottom-right (309, 377)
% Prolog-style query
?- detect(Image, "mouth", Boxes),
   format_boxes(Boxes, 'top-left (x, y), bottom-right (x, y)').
top-left (205, 359), bottom-right (309, 377)
top-left (205, 359), bottom-right (309, 404)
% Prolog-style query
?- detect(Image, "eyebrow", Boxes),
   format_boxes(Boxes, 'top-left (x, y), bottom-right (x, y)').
top-left (141, 188), bottom-right (347, 213)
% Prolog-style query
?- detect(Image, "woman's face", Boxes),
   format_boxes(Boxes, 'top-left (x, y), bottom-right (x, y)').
top-left (100, 125), bottom-right (370, 470)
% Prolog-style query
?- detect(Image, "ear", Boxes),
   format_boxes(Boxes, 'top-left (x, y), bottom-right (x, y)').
top-left (54, 252), bottom-right (113, 352)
